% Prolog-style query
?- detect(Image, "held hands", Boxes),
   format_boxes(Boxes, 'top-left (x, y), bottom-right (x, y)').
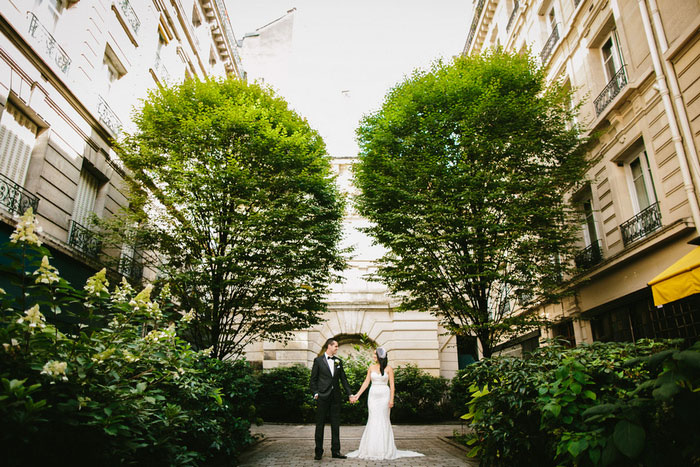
top-left (349, 394), bottom-right (359, 404)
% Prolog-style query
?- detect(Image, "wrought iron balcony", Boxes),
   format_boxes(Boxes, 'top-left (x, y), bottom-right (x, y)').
top-left (620, 202), bottom-right (662, 246)
top-left (97, 95), bottom-right (122, 136)
top-left (117, 0), bottom-right (141, 35)
top-left (574, 240), bottom-right (603, 270)
top-left (213, 0), bottom-right (243, 68)
top-left (507, 1), bottom-right (519, 32)
top-left (27, 12), bottom-right (71, 75)
top-left (119, 250), bottom-right (144, 281)
top-left (540, 24), bottom-right (560, 64)
top-left (465, 0), bottom-right (486, 52)
top-left (594, 66), bottom-right (628, 116)
top-left (154, 53), bottom-right (170, 83)
top-left (68, 220), bottom-right (101, 258)
top-left (0, 172), bottom-right (40, 216)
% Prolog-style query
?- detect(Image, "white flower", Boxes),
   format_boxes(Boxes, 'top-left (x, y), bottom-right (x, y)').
top-left (41, 360), bottom-right (68, 381)
top-left (34, 256), bottom-right (60, 285)
top-left (201, 346), bottom-right (213, 357)
top-left (17, 305), bottom-right (46, 330)
top-left (112, 277), bottom-right (134, 302)
top-left (180, 309), bottom-right (195, 323)
top-left (10, 208), bottom-right (42, 246)
top-left (159, 283), bottom-right (172, 302)
top-left (2, 338), bottom-right (20, 352)
top-left (123, 351), bottom-right (139, 363)
top-left (91, 348), bottom-right (115, 364)
top-left (85, 269), bottom-right (109, 296)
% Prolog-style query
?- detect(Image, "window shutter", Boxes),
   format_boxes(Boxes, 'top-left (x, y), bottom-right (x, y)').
top-left (0, 103), bottom-right (38, 186)
top-left (72, 169), bottom-right (99, 226)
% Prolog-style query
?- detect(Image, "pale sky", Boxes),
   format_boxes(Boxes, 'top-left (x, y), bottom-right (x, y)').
top-left (226, 0), bottom-right (472, 158)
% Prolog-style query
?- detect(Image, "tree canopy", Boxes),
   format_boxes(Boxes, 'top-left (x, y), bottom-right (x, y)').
top-left (117, 77), bottom-right (346, 359)
top-left (353, 50), bottom-right (591, 357)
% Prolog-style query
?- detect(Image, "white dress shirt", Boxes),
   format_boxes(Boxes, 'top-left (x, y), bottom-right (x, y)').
top-left (325, 353), bottom-right (335, 376)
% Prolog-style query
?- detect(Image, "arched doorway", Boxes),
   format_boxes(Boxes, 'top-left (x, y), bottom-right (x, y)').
top-left (332, 333), bottom-right (376, 360)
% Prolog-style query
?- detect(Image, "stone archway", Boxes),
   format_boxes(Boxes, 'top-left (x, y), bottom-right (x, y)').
top-left (333, 333), bottom-right (376, 360)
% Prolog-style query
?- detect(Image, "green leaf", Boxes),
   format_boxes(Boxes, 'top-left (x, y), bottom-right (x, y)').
top-left (613, 420), bottom-right (645, 459)
top-left (652, 382), bottom-right (680, 401)
top-left (583, 390), bottom-right (596, 400)
top-left (582, 403), bottom-right (619, 418)
top-left (544, 403), bottom-right (561, 417)
top-left (567, 439), bottom-right (588, 457)
top-left (674, 349), bottom-right (700, 368)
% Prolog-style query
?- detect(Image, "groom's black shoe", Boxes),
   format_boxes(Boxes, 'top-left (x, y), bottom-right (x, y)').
top-left (314, 452), bottom-right (323, 460)
top-left (332, 453), bottom-right (347, 459)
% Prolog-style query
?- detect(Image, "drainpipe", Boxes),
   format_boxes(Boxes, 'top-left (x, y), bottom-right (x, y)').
top-left (637, 0), bottom-right (700, 234)
top-left (646, 0), bottom-right (700, 207)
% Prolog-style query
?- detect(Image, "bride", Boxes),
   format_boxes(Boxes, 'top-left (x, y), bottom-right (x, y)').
top-left (346, 347), bottom-right (424, 460)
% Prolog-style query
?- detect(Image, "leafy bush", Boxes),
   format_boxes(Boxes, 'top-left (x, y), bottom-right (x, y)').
top-left (457, 339), bottom-right (700, 466)
top-left (0, 209), bottom-right (259, 466)
top-left (393, 364), bottom-right (450, 423)
top-left (255, 364), bottom-right (315, 422)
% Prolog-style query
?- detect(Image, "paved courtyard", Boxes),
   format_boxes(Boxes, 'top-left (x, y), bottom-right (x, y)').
top-left (239, 423), bottom-right (479, 466)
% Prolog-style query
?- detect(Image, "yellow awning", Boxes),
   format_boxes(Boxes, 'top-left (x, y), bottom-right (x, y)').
top-left (648, 246), bottom-right (700, 306)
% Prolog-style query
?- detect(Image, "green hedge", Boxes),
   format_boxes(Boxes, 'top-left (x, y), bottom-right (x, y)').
top-left (455, 339), bottom-right (700, 466)
top-left (254, 355), bottom-right (452, 424)
top-left (0, 209), bottom-right (259, 466)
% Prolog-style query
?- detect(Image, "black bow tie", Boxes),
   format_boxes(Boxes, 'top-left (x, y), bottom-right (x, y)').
top-left (327, 356), bottom-right (335, 360)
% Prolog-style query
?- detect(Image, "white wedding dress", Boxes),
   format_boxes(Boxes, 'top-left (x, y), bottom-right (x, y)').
top-left (347, 371), bottom-right (424, 460)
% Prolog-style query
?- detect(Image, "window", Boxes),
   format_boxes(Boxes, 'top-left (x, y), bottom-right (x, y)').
top-left (626, 149), bottom-right (657, 214)
top-left (0, 103), bottom-right (38, 187)
top-left (72, 167), bottom-right (99, 227)
top-left (581, 198), bottom-right (598, 246)
top-left (601, 31), bottom-right (624, 81)
top-left (589, 289), bottom-right (699, 342)
top-left (68, 166), bottom-right (102, 257)
top-left (548, 7), bottom-right (556, 32)
top-left (552, 320), bottom-right (576, 348)
top-left (457, 335), bottom-right (478, 369)
top-left (33, 0), bottom-right (64, 30)
top-left (192, 4), bottom-right (202, 27)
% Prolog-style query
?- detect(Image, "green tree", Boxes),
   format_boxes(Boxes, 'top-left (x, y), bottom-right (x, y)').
top-left (353, 50), bottom-right (591, 357)
top-left (114, 77), bottom-right (346, 360)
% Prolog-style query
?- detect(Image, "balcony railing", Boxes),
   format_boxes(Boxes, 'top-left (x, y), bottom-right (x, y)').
top-left (27, 12), bottom-right (71, 75)
top-left (506, 1), bottom-right (519, 32)
top-left (154, 52), bottom-right (170, 83)
top-left (574, 240), bottom-right (603, 270)
top-left (0, 172), bottom-right (39, 216)
top-left (540, 24), bottom-right (560, 64)
top-left (213, 0), bottom-right (243, 68)
top-left (465, 0), bottom-right (486, 53)
top-left (97, 95), bottom-right (122, 136)
top-left (594, 66), bottom-right (628, 116)
top-left (119, 251), bottom-right (143, 281)
top-left (117, 0), bottom-right (141, 35)
top-left (574, 0), bottom-right (582, 7)
top-left (68, 220), bottom-right (101, 258)
top-left (620, 202), bottom-right (662, 246)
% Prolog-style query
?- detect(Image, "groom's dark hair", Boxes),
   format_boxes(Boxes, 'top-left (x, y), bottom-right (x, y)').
top-left (324, 338), bottom-right (338, 351)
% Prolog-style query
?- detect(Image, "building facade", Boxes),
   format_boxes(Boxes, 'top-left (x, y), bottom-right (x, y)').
top-left (238, 11), bottom-right (463, 378)
top-left (0, 0), bottom-right (242, 285)
top-left (464, 0), bottom-right (700, 353)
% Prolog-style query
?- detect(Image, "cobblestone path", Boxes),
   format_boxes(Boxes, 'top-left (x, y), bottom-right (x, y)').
top-left (239, 423), bottom-right (478, 466)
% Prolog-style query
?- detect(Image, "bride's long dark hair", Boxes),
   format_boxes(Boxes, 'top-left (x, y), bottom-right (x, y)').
top-left (376, 347), bottom-right (388, 375)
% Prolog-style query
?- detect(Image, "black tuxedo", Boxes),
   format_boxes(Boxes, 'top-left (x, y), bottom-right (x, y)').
top-left (309, 354), bottom-right (352, 457)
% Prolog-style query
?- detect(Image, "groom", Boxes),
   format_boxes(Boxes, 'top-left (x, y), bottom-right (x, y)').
top-left (310, 338), bottom-right (355, 460)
